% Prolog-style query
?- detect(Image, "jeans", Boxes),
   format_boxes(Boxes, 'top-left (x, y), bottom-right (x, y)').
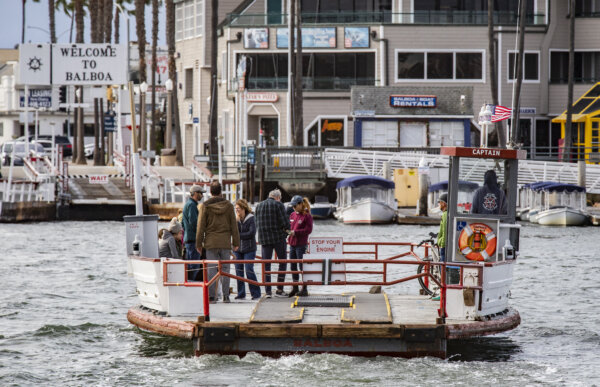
top-left (184, 242), bottom-right (202, 281)
top-left (440, 247), bottom-right (446, 262)
top-left (206, 249), bottom-right (232, 299)
top-left (289, 245), bottom-right (306, 283)
top-left (233, 250), bottom-right (261, 298)
top-left (261, 240), bottom-right (287, 294)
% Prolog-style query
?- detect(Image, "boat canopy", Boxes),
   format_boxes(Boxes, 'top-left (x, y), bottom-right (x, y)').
top-left (336, 175), bottom-right (395, 190)
top-left (537, 183), bottom-right (586, 193)
top-left (429, 180), bottom-right (479, 193)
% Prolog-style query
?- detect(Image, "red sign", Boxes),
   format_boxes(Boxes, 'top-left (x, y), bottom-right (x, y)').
top-left (246, 92), bottom-right (279, 103)
top-left (441, 147), bottom-right (527, 160)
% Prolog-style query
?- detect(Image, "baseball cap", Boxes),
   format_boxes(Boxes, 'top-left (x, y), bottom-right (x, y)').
top-left (190, 185), bottom-right (205, 194)
top-left (439, 193), bottom-right (448, 203)
top-left (291, 195), bottom-right (303, 206)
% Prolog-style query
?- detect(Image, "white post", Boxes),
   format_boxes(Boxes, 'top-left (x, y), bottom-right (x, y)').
top-left (35, 108), bottom-right (39, 141)
top-left (50, 121), bottom-right (56, 168)
top-left (25, 85), bottom-right (30, 158)
top-left (6, 143), bottom-right (16, 202)
top-left (117, 87), bottom-right (123, 154)
top-left (133, 153), bottom-right (144, 215)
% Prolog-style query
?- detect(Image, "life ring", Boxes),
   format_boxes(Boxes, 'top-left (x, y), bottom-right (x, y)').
top-left (458, 223), bottom-right (497, 261)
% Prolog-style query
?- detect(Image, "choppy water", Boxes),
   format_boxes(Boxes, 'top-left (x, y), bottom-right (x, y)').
top-left (1, 220), bottom-right (599, 386)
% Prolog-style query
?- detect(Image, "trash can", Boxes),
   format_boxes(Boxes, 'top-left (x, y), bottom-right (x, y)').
top-left (161, 148), bottom-right (176, 166)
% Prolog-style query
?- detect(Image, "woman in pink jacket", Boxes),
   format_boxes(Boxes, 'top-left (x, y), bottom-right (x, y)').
top-left (288, 195), bottom-right (313, 297)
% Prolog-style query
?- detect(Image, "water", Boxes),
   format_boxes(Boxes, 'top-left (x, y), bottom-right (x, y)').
top-left (1, 220), bottom-right (599, 386)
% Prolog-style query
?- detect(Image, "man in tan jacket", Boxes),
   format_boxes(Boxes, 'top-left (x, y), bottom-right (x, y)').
top-left (196, 181), bottom-right (240, 303)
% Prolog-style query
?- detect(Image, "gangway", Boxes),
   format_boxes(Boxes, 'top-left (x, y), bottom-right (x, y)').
top-left (323, 148), bottom-right (600, 194)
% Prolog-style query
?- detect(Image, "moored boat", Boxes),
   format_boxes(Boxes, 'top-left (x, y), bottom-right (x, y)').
top-left (311, 195), bottom-right (335, 219)
top-left (535, 183), bottom-right (588, 226)
top-left (334, 175), bottom-right (396, 224)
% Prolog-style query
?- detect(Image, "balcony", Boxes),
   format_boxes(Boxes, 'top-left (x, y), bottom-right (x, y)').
top-left (231, 77), bottom-right (376, 92)
top-left (224, 11), bottom-right (546, 27)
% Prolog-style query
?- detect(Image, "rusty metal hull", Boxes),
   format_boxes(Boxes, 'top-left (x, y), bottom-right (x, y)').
top-left (127, 305), bottom-right (520, 359)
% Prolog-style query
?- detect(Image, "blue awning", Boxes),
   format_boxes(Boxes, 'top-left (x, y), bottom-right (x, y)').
top-left (428, 180), bottom-right (480, 192)
top-left (336, 175), bottom-right (395, 189)
top-left (540, 183), bottom-right (586, 193)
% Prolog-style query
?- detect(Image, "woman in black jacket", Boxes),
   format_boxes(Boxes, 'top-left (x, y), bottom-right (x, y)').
top-left (233, 199), bottom-right (261, 300)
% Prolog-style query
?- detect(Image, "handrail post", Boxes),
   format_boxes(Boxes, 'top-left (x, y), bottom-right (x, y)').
top-left (203, 262), bottom-right (210, 321)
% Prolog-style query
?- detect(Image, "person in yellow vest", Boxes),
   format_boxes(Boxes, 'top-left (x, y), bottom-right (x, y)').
top-left (437, 193), bottom-right (448, 262)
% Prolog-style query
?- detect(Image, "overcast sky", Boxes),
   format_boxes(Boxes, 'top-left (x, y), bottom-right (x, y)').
top-left (1, 1), bottom-right (165, 49)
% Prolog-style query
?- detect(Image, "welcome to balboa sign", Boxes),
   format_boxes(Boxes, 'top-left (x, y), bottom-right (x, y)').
top-left (52, 44), bottom-right (127, 85)
top-left (18, 43), bottom-right (127, 86)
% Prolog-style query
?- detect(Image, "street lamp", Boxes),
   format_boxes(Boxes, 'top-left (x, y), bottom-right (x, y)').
top-left (165, 78), bottom-right (173, 149)
top-left (478, 104), bottom-right (492, 148)
top-left (140, 81), bottom-right (148, 151)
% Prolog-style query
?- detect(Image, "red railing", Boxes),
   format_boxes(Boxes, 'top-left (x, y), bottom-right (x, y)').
top-left (159, 241), bottom-right (484, 322)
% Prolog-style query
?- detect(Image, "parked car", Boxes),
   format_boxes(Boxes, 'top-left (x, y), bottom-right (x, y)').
top-left (16, 135), bottom-right (72, 157)
top-left (84, 143), bottom-right (94, 159)
top-left (1, 141), bottom-right (47, 166)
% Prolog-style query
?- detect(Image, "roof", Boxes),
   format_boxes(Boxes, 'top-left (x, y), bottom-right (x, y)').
top-left (552, 82), bottom-right (600, 123)
top-left (525, 181), bottom-right (586, 193)
top-left (336, 175), bottom-right (395, 189)
top-left (429, 180), bottom-right (479, 192)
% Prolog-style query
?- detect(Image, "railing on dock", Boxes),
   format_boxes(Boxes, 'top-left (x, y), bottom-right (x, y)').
top-left (158, 241), bottom-right (485, 322)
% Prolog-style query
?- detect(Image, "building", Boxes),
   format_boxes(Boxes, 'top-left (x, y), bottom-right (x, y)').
top-left (174, 0), bottom-right (599, 165)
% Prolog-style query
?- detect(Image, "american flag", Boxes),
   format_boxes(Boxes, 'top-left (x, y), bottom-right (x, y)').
top-left (490, 105), bottom-right (512, 122)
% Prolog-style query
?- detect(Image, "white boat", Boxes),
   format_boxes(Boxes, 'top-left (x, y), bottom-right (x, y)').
top-left (311, 196), bottom-right (335, 219)
top-left (534, 183), bottom-right (588, 226)
top-left (428, 180), bottom-right (479, 216)
top-left (537, 207), bottom-right (588, 226)
top-left (334, 175), bottom-right (396, 224)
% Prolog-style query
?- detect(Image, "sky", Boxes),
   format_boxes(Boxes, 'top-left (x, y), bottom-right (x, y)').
top-left (0, 1), bottom-right (165, 49)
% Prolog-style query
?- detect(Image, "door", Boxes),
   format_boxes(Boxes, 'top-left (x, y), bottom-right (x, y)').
top-left (362, 120), bottom-right (398, 147)
top-left (259, 117), bottom-right (279, 146)
top-left (400, 122), bottom-right (426, 147)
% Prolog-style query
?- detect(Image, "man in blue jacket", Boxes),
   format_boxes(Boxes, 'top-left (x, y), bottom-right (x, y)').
top-left (182, 185), bottom-right (205, 281)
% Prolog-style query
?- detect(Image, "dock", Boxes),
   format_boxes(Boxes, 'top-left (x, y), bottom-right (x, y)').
top-left (396, 208), bottom-right (441, 225)
top-left (127, 293), bottom-right (520, 358)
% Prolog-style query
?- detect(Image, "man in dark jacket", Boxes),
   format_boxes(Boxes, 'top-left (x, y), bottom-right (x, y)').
top-left (255, 189), bottom-right (290, 297)
top-left (471, 170), bottom-right (507, 215)
top-left (196, 181), bottom-right (240, 303)
top-left (181, 185), bottom-right (204, 280)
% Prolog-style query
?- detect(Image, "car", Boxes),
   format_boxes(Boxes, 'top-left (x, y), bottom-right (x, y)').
top-left (1, 141), bottom-right (47, 166)
top-left (84, 143), bottom-right (94, 159)
top-left (16, 135), bottom-right (72, 157)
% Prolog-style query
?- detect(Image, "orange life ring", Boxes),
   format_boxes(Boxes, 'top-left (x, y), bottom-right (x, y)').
top-left (457, 223), bottom-right (497, 261)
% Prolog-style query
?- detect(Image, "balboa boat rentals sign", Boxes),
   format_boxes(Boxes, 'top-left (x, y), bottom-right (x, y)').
top-left (53, 44), bottom-right (127, 85)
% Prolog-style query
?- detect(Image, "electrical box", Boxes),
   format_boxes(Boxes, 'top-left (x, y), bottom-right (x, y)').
top-left (393, 168), bottom-right (419, 207)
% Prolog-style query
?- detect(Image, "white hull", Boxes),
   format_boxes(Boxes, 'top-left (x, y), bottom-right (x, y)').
top-left (537, 207), bottom-right (588, 226)
top-left (335, 199), bottom-right (396, 224)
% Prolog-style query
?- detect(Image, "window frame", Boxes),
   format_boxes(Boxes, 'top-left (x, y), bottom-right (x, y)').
top-left (184, 67), bottom-right (194, 99)
top-left (303, 115), bottom-right (348, 147)
top-left (506, 50), bottom-right (540, 83)
top-left (394, 49), bottom-right (486, 83)
top-left (549, 48), bottom-right (600, 84)
top-left (175, 0), bottom-right (204, 42)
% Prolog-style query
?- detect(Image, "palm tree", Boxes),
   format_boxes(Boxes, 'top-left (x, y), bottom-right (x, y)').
top-left (509, 0), bottom-right (527, 147)
top-left (166, 0), bottom-right (182, 165)
top-left (563, 0), bottom-right (576, 162)
top-left (487, 0), bottom-right (505, 147)
top-left (209, 0), bottom-right (218, 158)
top-left (74, 0), bottom-right (87, 164)
top-left (49, 0), bottom-right (57, 43)
top-left (135, 0), bottom-right (147, 150)
top-left (55, 0), bottom-right (76, 42)
top-left (104, 0), bottom-right (113, 43)
top-left (150, 0), bottom-right (159, 151)
top-left (22, 0), bottom-right (41, 44)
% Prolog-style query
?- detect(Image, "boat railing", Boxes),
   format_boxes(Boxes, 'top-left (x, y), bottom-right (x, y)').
top-left (157, 241), bottom-right (486, 322)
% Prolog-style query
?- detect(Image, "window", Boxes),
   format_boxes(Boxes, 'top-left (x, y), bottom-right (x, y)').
top-left (185, 68), bottom-right (193, 99)
top-left (301, 0), bottom-right (392, 22)
top-left (575, 0), bottom-right (600, 16)
top-left (550, 51), bottom-right (600, 83)
top-left (175, 0), bottom-right (204, 41)
top-left (305, 116), bottom-right (346, 146)
top-left (238, 52), bottom-right (375, 90)
top-left (396, 51), bottom-right (483, 81)
top-left (508, 52), bottom-right (539, 81)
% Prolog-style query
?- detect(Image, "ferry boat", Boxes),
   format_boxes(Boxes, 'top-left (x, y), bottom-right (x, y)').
top-left (333, 175), bottom-right (396, 224)
top-left (124, 145), bottom-right (523, 359)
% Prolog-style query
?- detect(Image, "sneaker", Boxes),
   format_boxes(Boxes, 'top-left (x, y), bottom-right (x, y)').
top-left (288, 287), bottom-right (299, 298)
top-left (234, 294), bottom-right (246, 300)
top-left (209, 297), bottom-right (217, 304)
top-left (275, 290), bottom-right (288, 297)
top-left (251, 295), bottom-right (261, 301)
top-left (298, 288), bottom-right (308, 297)
top-left (223, 296), bottom-right (231, 303)
top-left (265, 293), bottom-right (272, 299)
top-left (431, 295), bottom-right (440, 301)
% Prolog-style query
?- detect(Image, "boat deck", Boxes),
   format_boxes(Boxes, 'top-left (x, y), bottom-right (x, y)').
top-left (127, 293), bottom-right (520, 358)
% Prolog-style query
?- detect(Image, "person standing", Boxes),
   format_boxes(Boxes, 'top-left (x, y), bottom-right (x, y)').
top-left (255, 189), bottom-right (290, 297)
top-left (471, 170), bottom-right (507, 215)
top-left (182, 185), bottom-right (205, 280)
top-left (437, 193), bottom-right (448, 262)
top-left (233, 199), bottom-right (261, 300)
top-left (288, 195), bottom-right (313, 297)
top-left (196, 181), bottom-right (240, 303)
top-left (159, 218), bottom-right (184, 258)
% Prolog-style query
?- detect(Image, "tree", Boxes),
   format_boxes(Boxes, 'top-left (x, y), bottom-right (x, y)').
top-left (150, 0), bottom-right (159, 151)
top-left (487, 0), bottom-right (505, 147)
top-left (49, 0), bottom-right (57, 43)
top-left (21, 0), bottom-right (41, 44)
top-left (294, 0), bottom-right (303, 146)
top-left (165, 0), bottom-right (182, 165)
top-left (509, 0), bottom-right (527, 147)
top-left (104, 0), bottom-right (113, 43)
top-left (563, 0), bottom-right (576, 162)
top-left (134, 0), bottom-right (147, 150)
top-left (74, 0), bottom-right (87, 164)
top-left (209, 0), bottom-right (218, 159)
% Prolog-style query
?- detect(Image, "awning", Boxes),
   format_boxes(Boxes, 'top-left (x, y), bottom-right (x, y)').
top-left (552, 83), bottom-right (600, 123)
top-left (336, 175), bottom-right (395, 189)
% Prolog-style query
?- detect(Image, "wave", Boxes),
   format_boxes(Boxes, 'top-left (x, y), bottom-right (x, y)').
top-left (33, 322), bottom-right (106, 338)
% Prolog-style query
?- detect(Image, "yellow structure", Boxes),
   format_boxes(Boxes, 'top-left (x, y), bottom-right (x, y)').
top-left (393, 169), bottom-right (419, 207)
top-left (552, 82), bottom-right (600, 164)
